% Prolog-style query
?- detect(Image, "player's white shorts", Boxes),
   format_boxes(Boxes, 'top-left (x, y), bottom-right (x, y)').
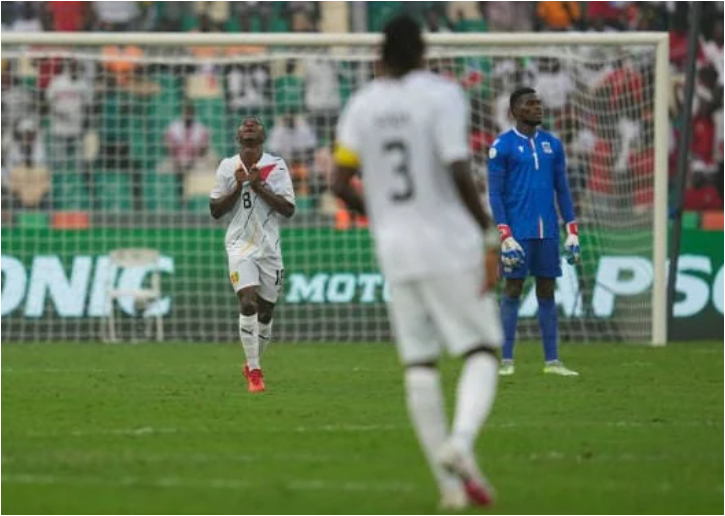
top-left (387, 266), bottom-right (503, 365)
top-left (227, 253), bottom-right (284, 303)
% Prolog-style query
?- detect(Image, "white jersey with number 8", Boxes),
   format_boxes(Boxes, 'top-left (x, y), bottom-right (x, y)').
top-left (210, 152), bottom-right (295, 260)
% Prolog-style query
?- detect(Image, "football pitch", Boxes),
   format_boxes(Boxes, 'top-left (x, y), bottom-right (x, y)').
top-left (2, 341), bottom-right (722, 514)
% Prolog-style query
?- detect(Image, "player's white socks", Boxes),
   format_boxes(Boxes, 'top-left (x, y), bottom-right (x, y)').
top-left (451, 353), bottom-right (498, 453)
top-left (239, 314), bottom-right (260, 370)
top-left (405, 367), bottom-right (461, 492)
top-left (258, 320), bottom-right (272, 356)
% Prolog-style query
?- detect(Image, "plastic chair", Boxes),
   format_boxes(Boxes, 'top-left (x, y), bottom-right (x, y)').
top-left (104, 248), bottom-right (164, 342)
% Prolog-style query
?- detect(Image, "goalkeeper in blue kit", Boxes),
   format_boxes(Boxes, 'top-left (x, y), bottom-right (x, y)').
top-left (488, 87), bottom-right (580, 377)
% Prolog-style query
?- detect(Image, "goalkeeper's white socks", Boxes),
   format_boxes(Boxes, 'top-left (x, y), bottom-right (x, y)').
top-left (258, 319), bottom-right (272, 356)
top-left (450, 352), bottom-right (498, 453)
top-left (238, 314), bottom-right (260, 370)
top-left (405, 367), bottom-right (462, 494)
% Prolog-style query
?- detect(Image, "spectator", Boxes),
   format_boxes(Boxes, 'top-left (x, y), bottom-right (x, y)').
top-left (304, 57), bottom-right (341, 143)
top-left (668, 3), bottom-right (691, 71)
top-left (6, 118), bottom-right (46, 170)
top-left (267, 114), bottom-right (317, 164)
top-left (46, 2), bottom-right (91, 31)
top-left (700, 19), bottom-right (724, 87)
top-left (193, 1), bottom-right (230, 31)
top-left (585, 1), bottom-right (624, 31)
top-left (164, 103), bottom-right (211, 199)
top-left (536, 1), bottom-right (581, 31)
top-left (45, 59), bottom-right (92, 172)
top-left (234, 2), bottom-right (273, 32)
top-left (2, 66), bottom-right (36, 152)
top-left (9, 2), bottom-right (43, 32)
top-left (534, 57), bottom-right (574, 123)
top-left (227, 63), bottom-right (271, 114)
top-left (683, 170), bottom-right (723, 211)
top-left (287, 2), bottom-right (319, 32)
top-left (93, 1), bottom-right (140, 31)
top-left (480, 2), bottom-right (534, 32)
top-left (5, 118), bottom-right (51, 209)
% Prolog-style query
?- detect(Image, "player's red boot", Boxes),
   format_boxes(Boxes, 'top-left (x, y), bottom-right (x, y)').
top-left (437, 440), bottom-right (495, 507)
top-left (243, 365), bottom-right (265, 393)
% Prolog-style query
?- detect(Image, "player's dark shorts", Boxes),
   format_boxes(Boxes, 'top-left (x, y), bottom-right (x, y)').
top-left (502, 238), bottom-right (562, 279)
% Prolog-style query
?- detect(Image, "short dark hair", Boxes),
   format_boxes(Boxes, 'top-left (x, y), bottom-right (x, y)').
top-left (509, 87), bottom-right (537, 111)
top-left (382, 14), bottom-right (424, 73)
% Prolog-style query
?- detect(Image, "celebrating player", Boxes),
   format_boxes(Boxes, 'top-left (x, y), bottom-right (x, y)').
top-left (210, 116), bottom-right (295, 393)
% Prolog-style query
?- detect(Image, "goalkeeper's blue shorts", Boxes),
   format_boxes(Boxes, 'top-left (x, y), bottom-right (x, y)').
top-left (501, 238), bottom-right (562, 279)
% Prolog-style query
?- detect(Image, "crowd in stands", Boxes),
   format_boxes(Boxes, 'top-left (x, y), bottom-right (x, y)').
top-left (1, 1), bottom-right (722, 227)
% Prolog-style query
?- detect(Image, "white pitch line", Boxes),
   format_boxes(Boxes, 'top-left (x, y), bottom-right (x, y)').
top-left (10, 418), bottom-right (720, 440)
top-left (17, 427), bottom-right (181, 438)
top-left (1, 474), bottom-right (415, 493)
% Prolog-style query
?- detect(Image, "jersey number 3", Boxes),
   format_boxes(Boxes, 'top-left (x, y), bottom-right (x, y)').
top-left (384, 140), bottom-right (414, 202)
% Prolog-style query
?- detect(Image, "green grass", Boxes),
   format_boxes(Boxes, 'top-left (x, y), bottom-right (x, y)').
top-left (2, 342), bottom-right (723, 514)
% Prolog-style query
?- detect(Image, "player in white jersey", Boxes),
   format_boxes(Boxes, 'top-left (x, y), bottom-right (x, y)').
top-left (210, 116), bottom-right (295, 393)
top-left (332, 15), bottom-right (502, 510)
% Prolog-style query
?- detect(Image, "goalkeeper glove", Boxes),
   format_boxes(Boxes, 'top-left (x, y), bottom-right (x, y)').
top-left (498, 224), bottom-right (525, 268)
top-left (564, 221), bottom-right (581, 265)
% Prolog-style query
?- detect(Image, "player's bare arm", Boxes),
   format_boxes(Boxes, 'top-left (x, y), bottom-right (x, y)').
top-left (331, 165), bottom-right (366, 216)
top-left (248, 166), bottom-right (295, 218)
top-left (209, 165), bottom-right (246, 219)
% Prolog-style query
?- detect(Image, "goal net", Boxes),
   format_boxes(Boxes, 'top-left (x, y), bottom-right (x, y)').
top-left (0, 33), bottom-right (667, 344)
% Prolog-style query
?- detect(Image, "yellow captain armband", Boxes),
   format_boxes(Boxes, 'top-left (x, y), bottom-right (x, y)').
top-left (333, 144), bottom-right (361, 168)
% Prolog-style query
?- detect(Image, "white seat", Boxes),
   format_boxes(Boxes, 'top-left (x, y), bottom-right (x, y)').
top-left (103, 248), bottom-right (164, 342)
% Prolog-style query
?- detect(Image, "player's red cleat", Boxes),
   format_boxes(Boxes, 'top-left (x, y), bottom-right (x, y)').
top-left (463, 479), bottom-right (494, 506)
top-left (437, 440), bottom-right (495, 507)
top-left (244, 367), bottom-right (265, 393)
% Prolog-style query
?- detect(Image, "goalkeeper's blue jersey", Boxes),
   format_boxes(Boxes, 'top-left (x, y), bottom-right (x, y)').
top-left (487, 127), bottom-right (575, 240)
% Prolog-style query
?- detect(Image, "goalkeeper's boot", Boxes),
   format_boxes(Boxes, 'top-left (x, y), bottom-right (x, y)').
top-left (437, 440), bottom-right (495, 507)
top-left (498, 360), bottom-right (515, 376)
top-left (243, 365), bottom-right (266, 393)
top-left (543, 361), bottom-right (579, 376)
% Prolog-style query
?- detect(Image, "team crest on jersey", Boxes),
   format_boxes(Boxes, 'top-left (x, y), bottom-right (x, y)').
top-left (230, 272), bottom-right (239, 285)
top-left (541, 141), bottom-right (553, 154)
top-left (518, 145), bottom-right (524, 153)
top-left (488, 147), bottom-right (497, 159)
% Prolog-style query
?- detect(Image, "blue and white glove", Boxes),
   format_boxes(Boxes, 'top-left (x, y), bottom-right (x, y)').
top-left (498, 224), bottom-right (525, 268)
top-left (564, 221), bottom-right (581, 265)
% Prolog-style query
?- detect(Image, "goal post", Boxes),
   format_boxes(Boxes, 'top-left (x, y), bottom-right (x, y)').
top-left (1, 31), bottom-right (669, 345)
